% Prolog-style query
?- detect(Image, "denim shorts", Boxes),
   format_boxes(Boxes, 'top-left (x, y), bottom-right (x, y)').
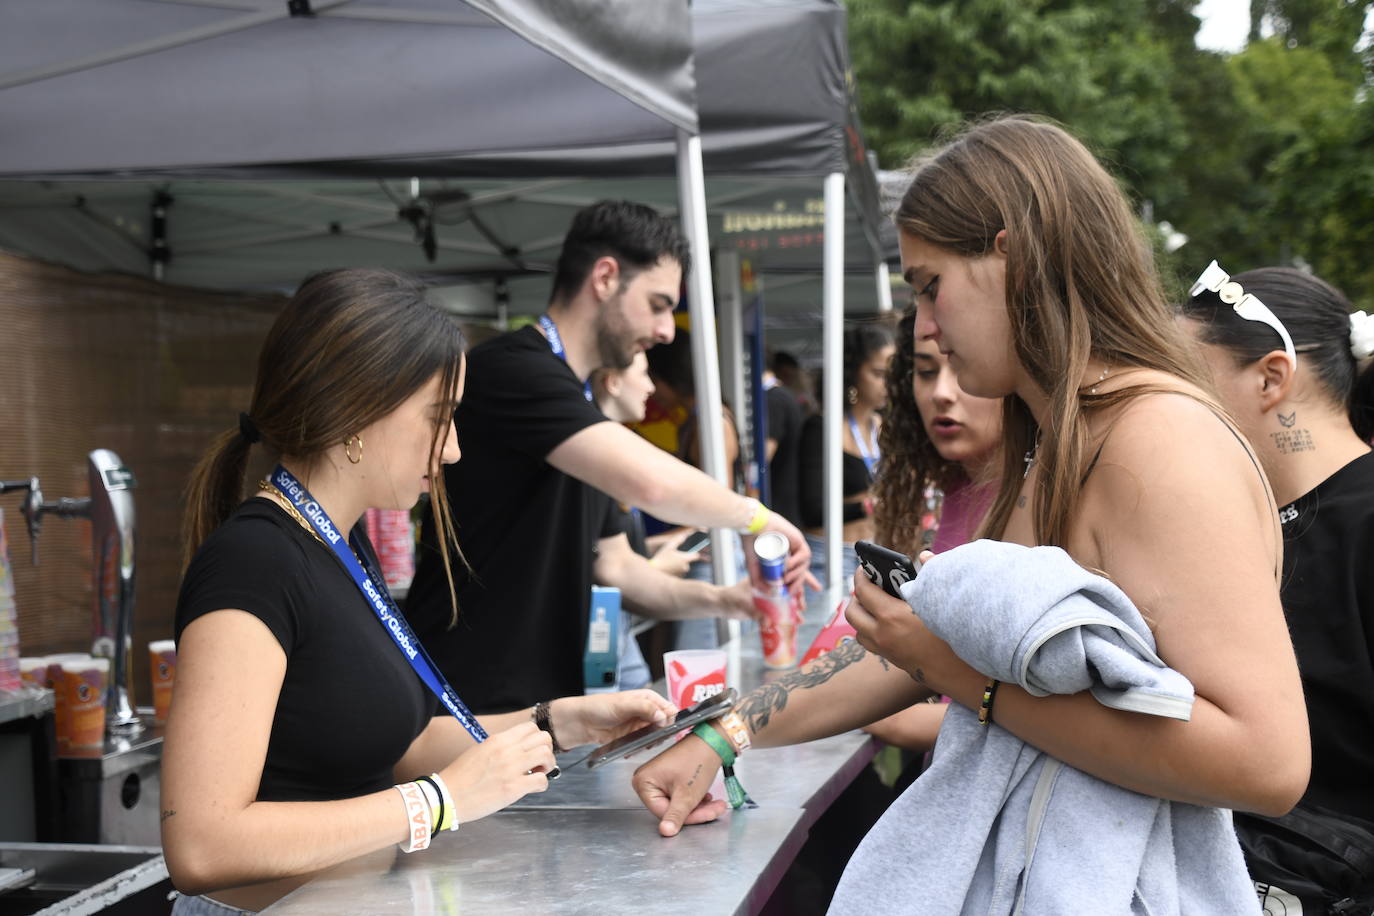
top-left (171, 893), bottom-right (255, 915)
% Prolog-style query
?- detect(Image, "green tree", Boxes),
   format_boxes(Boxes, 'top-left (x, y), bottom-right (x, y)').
top-left (847, 0), bottom-right (1374, 307)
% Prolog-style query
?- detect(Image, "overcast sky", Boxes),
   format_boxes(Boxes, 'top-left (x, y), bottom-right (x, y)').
top-left (1194, 0), bottom-right (1253, 53)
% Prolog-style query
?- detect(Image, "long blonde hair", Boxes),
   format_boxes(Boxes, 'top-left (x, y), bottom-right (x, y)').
top-left (895, 115), bottom-right (1215, 546)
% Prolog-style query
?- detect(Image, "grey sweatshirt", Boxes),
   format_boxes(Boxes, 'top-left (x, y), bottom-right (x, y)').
top-left (828, 539), bottom-right (1258, 916)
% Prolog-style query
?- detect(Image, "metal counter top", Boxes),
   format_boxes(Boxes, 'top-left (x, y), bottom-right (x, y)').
top-left (264, 627), bottom-right (876, 915)
top-left (263, 807), bottom-right (808, 916)
top-left (57, 712), bottom-right (163, 779)
top-left (515, 730), bottom-right (876, 834)
top-left (0, 687), bottom-right (54, 727)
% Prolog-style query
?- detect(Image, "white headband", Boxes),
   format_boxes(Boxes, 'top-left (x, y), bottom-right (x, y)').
top-left (1351, 310), bottom-right (1374, 361)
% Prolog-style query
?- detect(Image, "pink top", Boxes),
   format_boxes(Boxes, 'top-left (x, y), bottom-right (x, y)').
top-left (931, 477), bottom-right (996, 554)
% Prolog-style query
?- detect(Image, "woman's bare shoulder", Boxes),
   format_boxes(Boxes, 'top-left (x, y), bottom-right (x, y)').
top-left (1082, 374), bottom-right (1273, 534)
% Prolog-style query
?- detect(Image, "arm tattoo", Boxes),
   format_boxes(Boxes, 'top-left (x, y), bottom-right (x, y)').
top-left (160, 810), bottom-right (176, 823)
top-left (735, 639), bottom-right (869, 734)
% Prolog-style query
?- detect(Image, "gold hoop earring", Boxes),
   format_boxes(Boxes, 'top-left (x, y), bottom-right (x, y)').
top-left (344, 435), bottom-right (363, 464)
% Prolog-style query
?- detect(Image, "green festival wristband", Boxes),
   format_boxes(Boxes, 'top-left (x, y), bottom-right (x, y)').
top-left (691, 721), bottom-right (736, 766)
top-left (691, 722), bottom-right (754, 809)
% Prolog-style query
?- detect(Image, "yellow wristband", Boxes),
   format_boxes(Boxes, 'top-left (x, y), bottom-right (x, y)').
top-left (744, 499), bottom-right (770, 535)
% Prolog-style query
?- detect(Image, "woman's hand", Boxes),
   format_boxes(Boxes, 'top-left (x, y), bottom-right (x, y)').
top-left (438, 722), bottom-right (557, 824)
top-left (846, 553), bottom-right (965, 695)
top-left (551, 690), bottom-right (677, 749)
top-left (632, 731), bottom-right (730, 837)
top-left (715, 580), bottom-right (762, 622)
top-left (647, 528), bottom-right (704, 578)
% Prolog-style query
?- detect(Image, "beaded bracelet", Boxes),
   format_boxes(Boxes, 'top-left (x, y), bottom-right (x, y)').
top-left (533, 700), bottom-right (564, 753)
top-left (977, 678), bottom-right (1001, 726)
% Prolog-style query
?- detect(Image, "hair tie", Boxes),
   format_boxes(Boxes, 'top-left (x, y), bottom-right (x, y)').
top-left (238, 412), bottom-right (262, 444)
top-left (1350, 311), bottom-right (1374, 361)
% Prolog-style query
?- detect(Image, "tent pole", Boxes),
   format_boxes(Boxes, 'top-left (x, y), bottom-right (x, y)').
top-left (823, 172), bottom-right (845, 610)
top-left (675, 130), bottom-right (739, 600)
top-left (876, 260), bottom-right (894, 312)
top-left (714, 249), bottom-right (746, 476)
top-left (713, 248), bottom-right (747, 650)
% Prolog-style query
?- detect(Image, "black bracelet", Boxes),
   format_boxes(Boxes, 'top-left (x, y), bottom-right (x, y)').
top-left (977, 678), bottom-right (1001, 726)
top-left (533, 700), bottom-right (564, 753)
top-left (414, 774), bottom-right (445, 833)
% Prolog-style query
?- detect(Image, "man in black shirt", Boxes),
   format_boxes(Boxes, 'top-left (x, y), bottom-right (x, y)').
top-left (763, 367), bottom-right (803, 525)
top-left (408, 200), bottom-right (813, 712)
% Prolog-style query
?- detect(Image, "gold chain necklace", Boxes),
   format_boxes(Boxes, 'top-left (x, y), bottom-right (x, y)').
top-left (257, 478), bottom-right (329, 548)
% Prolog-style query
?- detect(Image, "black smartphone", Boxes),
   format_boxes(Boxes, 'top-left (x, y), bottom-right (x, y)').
top-left (676, 529), bottom-right (711, 554)
top-left (854, 540), bottom-right (921, 599)
top-left (583, 688), bottom-right (736, 769)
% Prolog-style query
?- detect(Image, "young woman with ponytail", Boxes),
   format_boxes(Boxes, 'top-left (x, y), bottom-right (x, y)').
top-left (632, 116), bottom-right (1309, 914)
top-left (163, 269), bottom-right (674, 913)
top-left (1182, 266), bottom-right (1374, 911)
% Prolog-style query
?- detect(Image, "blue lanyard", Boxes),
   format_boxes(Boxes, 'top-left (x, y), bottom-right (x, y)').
top-left (848, 414), bottom-right (880, 475)
top-left (538, 315), bottom-right (593, 402)
top-left (267, 465), bottom-right (488, 743)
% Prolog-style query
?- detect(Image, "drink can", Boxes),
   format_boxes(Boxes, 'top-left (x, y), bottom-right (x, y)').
top-left (752, 532), bottom-right (800, 668)
top-left (753, 532), bottom-right (788, 593)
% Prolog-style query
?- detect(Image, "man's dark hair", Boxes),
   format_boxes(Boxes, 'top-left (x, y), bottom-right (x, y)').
top-left (550, 200), bottom-right (691, 304)
top-left (647, 328), bottom-right (696, 397)
top-left (770, 350), bottom-right (800, 374)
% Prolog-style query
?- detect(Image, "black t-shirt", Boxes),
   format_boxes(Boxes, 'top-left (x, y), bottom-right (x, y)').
top-left (799, 414), bottom-right (874, 528)
top-left (407, 326), bottom-right (610, 712)
top-left (1274, 450), bottom-right (1374, 820)
top-left (765, 384), bottom-right (803, 524)
top-left (175, 499), bottom-right (436, 802)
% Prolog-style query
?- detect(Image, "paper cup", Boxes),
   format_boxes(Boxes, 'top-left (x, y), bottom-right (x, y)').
top-left (45, 653), bottom-right (92, 750)
top-left (19, 656), bottom-right (49, 688)
top-left (64, 657), bottom-right (109, 749)
top-left (664, 649), bottom-right (727, 711)
top-left (149, 639), bottom-right (176, 725)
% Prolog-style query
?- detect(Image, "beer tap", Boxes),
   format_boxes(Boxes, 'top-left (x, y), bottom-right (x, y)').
top-left (0, 477), bottom-right (92, 564)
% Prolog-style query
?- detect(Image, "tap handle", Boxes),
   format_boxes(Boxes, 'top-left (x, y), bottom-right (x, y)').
top-left (43, 497), bottom-right (92, 519)
top-left (0, 479), bottom-right (35, 494)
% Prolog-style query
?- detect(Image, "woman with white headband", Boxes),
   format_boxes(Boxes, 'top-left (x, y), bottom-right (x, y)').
top-left (1182, 264), bottom-right (1374, 913)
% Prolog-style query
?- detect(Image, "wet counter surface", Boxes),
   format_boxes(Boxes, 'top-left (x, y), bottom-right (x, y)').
top-left (264, 615), bottom-right (878, 915)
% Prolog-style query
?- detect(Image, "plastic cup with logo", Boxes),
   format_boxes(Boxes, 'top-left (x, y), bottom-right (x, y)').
top-left (45, 653), bottom-right (92, 751)
top-left (149, 639), bottom-right (177, 725)
top-left (752, 532), bottom-right (801, 668)
top-left (664, 649), bottom-right (728, 711)
top-left (801, 592), bottom-right (859, 666)
top-left (19, 656), bottom-right (49, 688)
top-left (64, 656), bottom-right (109, 749)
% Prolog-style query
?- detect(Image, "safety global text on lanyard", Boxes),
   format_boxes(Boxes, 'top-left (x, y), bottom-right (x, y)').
top-left (267, 465), bottom-right (489, 743)
top-left (848, 414), bottom-right (881, 475)
top-left (538, 314), bottom-right (594, 402)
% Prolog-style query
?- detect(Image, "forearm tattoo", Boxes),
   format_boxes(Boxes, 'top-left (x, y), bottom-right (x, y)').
top-left (735, 638), bottom-right (869, 734)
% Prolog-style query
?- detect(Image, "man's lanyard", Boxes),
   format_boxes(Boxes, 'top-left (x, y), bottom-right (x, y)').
top-left (538, 314), bottom-right (594, 403)
top-left (848, 414), bottom-right (881, 475)
top-left (267, 465), bottom-right (489, 744)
